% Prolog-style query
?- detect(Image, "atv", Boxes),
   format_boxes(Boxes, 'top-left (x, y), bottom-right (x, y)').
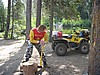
top-left (52, 29), bottom-right (90, 56)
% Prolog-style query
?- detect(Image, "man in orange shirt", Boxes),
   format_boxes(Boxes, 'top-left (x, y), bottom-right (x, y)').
top-left (24, 25), bottom-right (49, 68)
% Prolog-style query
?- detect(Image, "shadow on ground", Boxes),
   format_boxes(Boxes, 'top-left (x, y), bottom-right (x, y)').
top-left (0, 40), bottom-right (26, 75)
top-left (0, 39), bottom-right (22, 47)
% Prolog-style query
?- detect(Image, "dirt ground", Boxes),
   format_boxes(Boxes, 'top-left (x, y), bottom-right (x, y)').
top-left (0, 39), bottom-right (88, 75)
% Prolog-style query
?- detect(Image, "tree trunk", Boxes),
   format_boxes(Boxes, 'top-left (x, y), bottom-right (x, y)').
top-left (26, 0), bottom-right (32, 39)
top-left (36, 0), bottom-right (42, 27)
top-left (49, 0), bottom-right (54, 42)
top-left (11, 0), bottom-right (14, 39)
top-left (88, 0), bottom-right (100, 75)
top-left (2, 14), bottom-right (5, 32)
top-left (4, 0), bottom-right (11, 39)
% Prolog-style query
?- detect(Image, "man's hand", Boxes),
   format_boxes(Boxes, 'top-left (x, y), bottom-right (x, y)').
top-left (40, 40), bottom-right (45, 46)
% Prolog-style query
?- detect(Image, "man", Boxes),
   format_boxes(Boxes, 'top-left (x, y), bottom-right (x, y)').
top-left (24, 25), bottom-right (49, 68)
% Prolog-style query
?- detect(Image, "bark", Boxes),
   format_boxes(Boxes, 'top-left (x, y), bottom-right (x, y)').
top-left (49, 0), bottom-right (54, 42)
top-left (20, 63), bottom-right (38, 75)
top-left (2, 14), bottom-right (5, 31)
top-left (26, 0), bottom-right (32, 39)
top-left (36, 0), bottom-right (42, 27)
top-left (11, 0), bottom-right (14, 39)
top-left (88, 0), bottom-right (100, 75)
top-left (4, 0), bottom-right (11, 39)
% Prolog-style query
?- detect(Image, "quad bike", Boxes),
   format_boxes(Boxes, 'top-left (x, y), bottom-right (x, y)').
top-left (52, 29), bottom-right (90, 56)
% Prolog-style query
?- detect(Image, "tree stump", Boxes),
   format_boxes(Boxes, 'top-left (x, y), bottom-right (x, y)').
top-left (19, 46), bottom-right (39, 75)
top-left (20, 62), bottom-right (38, 75)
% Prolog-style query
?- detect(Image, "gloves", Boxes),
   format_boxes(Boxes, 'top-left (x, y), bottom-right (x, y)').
top-left (40, 40), bottom-right (45, 46)
top-left (37, 41), bottom-right (40, 43)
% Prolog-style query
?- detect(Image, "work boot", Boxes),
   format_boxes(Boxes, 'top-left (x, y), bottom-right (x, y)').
top-left (43, 62), bottom-right (50, 68)
top-left (44, 64), bottom-right (50, 68)
top-left (22, 57), bottom-right (29, 63)
top-left (25, 57), bottom-right (29, 61)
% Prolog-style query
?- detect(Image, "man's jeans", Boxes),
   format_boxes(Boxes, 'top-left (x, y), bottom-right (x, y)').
top-left (25, 40), bottom-right (47, 66)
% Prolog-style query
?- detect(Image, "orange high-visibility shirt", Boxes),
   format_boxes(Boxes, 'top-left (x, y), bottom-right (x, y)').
top-left (29, 28), bottom-right (48, 44)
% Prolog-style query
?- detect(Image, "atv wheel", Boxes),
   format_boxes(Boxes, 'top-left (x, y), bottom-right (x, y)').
top-left (55, 43), bottom-right (67, 56)
top-left (79, 42), bottom-right (89, 54)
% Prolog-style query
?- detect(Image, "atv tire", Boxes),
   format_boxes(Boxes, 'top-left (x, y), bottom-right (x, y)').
top-left (79, 42), bottom-right (89, 54)
top-left (55, 43), bottom-right (67, 56)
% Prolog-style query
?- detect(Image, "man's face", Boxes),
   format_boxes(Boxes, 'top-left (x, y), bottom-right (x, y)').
top-left (38, 28), bottom-right (46, 32)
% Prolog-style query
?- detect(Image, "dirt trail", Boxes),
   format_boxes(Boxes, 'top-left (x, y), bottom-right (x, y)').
top-left (0, 39), bottom-right (88, 75)
top-left (45, 43), bottom-right (88, 75)
top-left (0, 39), bottom-right (25, 75)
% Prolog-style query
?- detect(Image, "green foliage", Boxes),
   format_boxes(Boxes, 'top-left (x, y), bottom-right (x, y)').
top-left (61, 18), bottom-right (91, 30)
top-left (77, 0), bottom-right (92, 19)
top-left (42, 0), bottom-right (92, 24)
top-left (62, 29), bottom-right (72, 34)
top-left (62, 27), bottom-right (81, 34)
top-left (8, 0), bottom-right (25, 39)
top-left (0, 0), bottom-right (6, 31)
top-left (32, 17), bottom-right (36, 28)
top-left (0, 32), bottom-right (4, 38)
top-left (41, 16), bottom-right (50, 27)
top-left (42, 0), bottom-right (87, 20)
top-left (81, 20), bottom-right (91, 29)
top-left (1, 0), bottom-right (92, 39)
top-left (12, 19), bottom-right (26, 38)
top-left (14, 0), bottom-right (25, 20)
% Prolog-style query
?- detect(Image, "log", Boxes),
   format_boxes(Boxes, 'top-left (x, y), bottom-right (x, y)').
top-left (20, 62), bottom-right (38, 75)
top-left (19, 46), bottom-right (39, 75)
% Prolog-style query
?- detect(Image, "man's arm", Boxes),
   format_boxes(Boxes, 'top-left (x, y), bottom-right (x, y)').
top-left (43, 33), bottom-right (48, 43)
